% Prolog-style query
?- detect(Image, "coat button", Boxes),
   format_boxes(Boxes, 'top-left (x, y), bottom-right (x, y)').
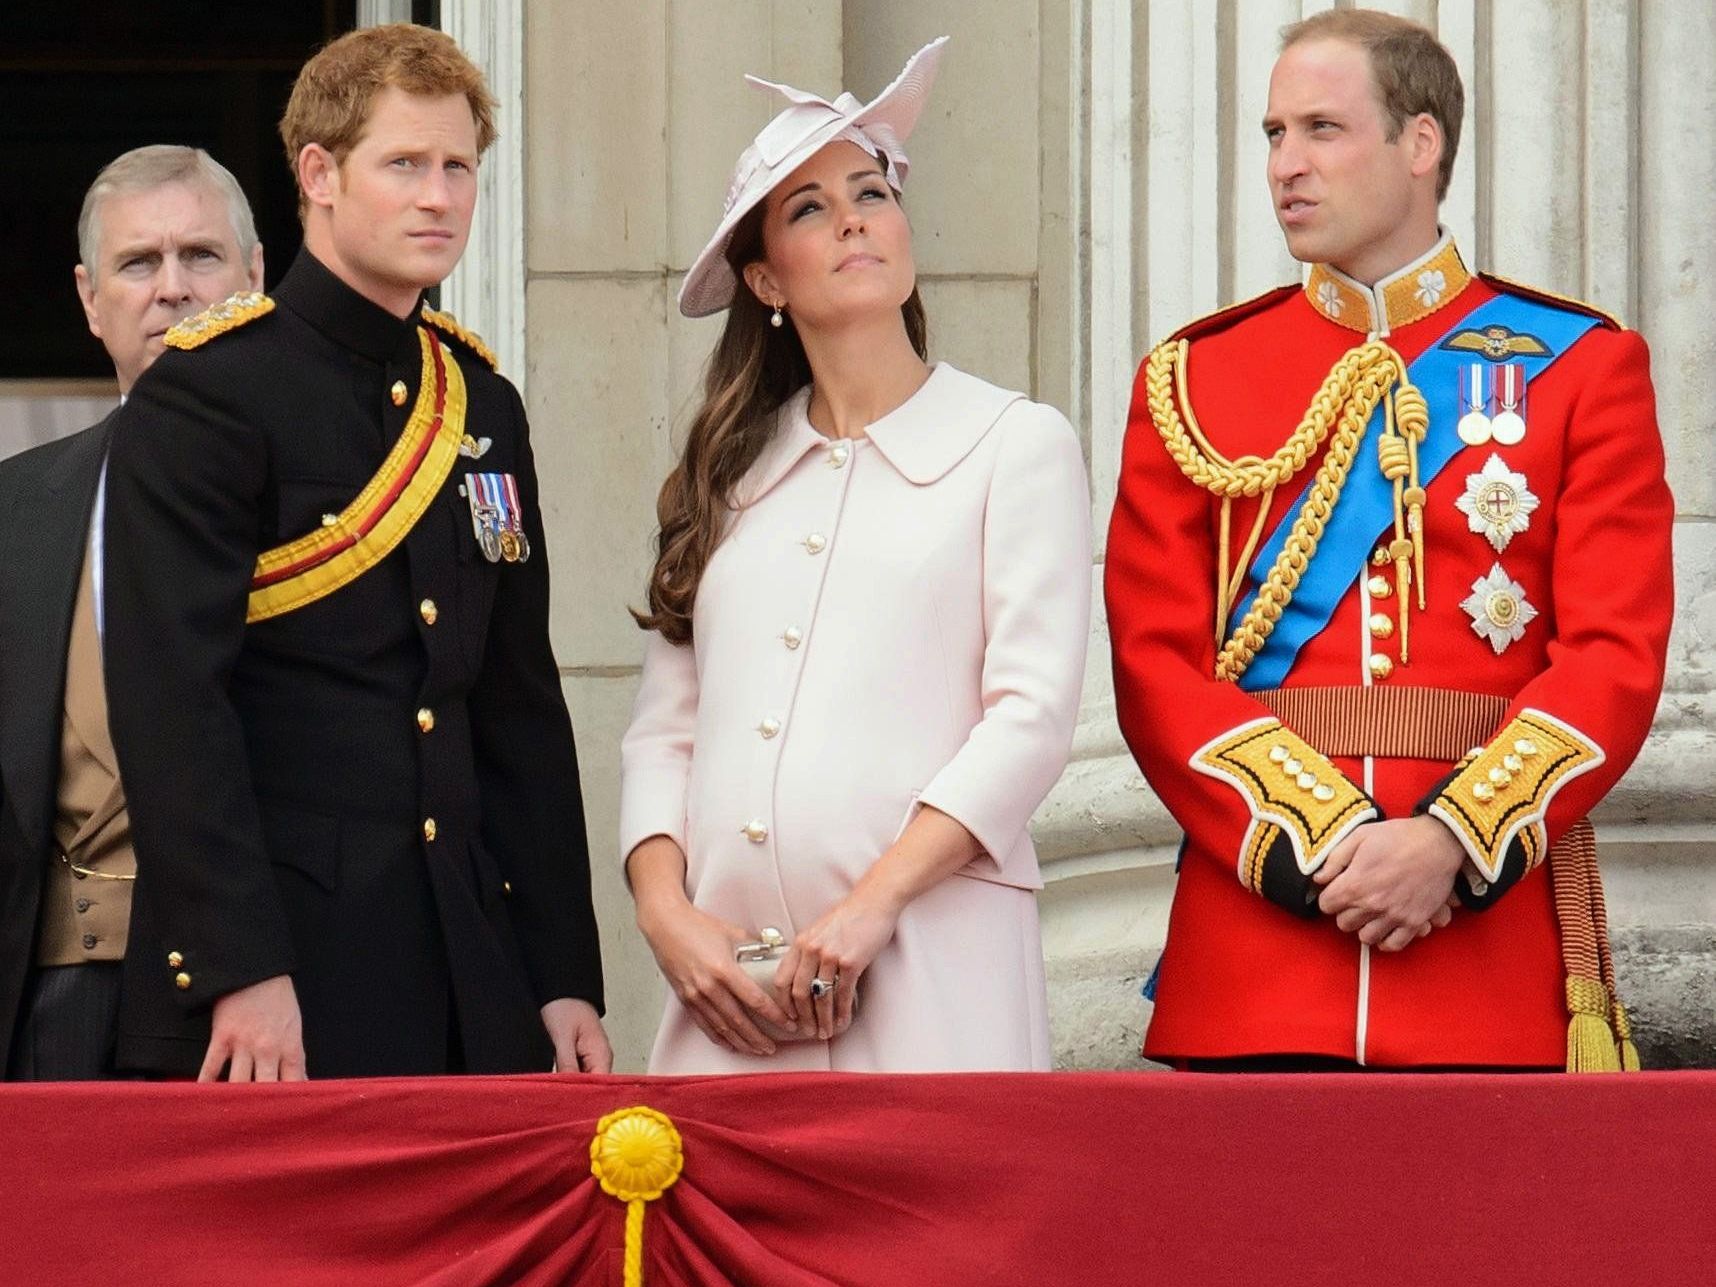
top-left (783, 627), bottom-right (802, 650)
top-left (1368, 654), bottom-right (1394, 681)
top-left (167, 951), bottom-right (184, 968)
top-left (1367, 575), bottom-right (1393, 600)
top-left (1368, 613), bottom-right (1395, 639)
top-left (391, 380), bottom-right (409, 406)
top-left (75, 898), bottom-right (91, 913)
top-left (82, 933), bottom-right (98, 950)
top-left (828, 443), bottom-right (850, 469)
top-left (175, 972), bottom-right (193, 990)
top-left (419, 598), bottom-right (439, 625)
top-left (423, 817), bottom-right (438, 842)
top-left (741, 820), bottom-right (768, 844)
top-left (803, 533), bottom-right (827, 555)
top-left (758, 717), bottom-right (781, 739)
top-left (502, 881), bottom-right (512, 896)
top-left (417, 707), bottom-right (435, 733)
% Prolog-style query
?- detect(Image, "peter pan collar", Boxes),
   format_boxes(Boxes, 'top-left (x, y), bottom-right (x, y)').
top-left (1304, 229), bottom-right (1473, 336)
top-left (735, 363), bottom-right (1024, 506)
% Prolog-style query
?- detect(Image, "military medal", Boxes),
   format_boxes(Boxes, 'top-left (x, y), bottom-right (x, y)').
top-left (1461, 563), bottom-right (1537, 654)
top-left (1456, 363), bottom-right (1492, 446)
top-left (1491, 363), bottom-right (1527, 445)
top-left (465, 471), bottom-right (531, 564)
top-left (1455, 454), bottom-right (1539, 552)
top-left (459, 434), bottom-right (493, 459)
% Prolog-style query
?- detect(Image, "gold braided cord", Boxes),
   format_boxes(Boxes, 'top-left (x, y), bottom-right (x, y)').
top-left (1146, 337), bottom-right (1417, 682)
top-left (1154, 337), bottom-right (1375, 496)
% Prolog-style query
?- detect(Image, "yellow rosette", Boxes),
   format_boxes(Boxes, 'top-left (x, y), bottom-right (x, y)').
top-left (591, 1107), bottom-right (684, 1287)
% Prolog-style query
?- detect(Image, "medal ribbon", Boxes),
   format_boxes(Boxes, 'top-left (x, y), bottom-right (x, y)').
top-left (247, 326), bottom-right (467, 622)
top-left (1230, 293), bottom-right (1601, 691)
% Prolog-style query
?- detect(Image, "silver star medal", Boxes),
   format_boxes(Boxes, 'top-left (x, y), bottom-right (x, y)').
top-left (1461, 563), bottom-right (1538, 654)
top-left (1455, 454), bottom-right (1540, 552)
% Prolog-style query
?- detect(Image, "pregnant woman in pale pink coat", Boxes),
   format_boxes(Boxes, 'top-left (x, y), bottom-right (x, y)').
top-left (621, 38), bottom-right (1091, 1073)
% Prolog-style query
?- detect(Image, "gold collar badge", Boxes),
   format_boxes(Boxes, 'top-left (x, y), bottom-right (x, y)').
top-left (1305, 235), bottom-right (1472, 334)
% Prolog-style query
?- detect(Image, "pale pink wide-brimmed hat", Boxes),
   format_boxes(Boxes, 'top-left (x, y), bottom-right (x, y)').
top-left (677, 36), bottom-right (949, 319)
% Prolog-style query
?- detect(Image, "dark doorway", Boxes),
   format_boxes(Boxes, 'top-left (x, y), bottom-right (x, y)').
top-left (0, 2), bottom-right (437, 382)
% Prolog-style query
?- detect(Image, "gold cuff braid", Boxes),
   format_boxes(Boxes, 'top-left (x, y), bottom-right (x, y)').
top-left (1192, 718), bottom-right (1376, 885)
top-left (1427, 710), bottom-right (1605, 884)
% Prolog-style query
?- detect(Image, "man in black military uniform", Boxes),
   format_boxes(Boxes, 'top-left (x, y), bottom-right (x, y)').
top-left (101, 24), bottom-right (609, 1080)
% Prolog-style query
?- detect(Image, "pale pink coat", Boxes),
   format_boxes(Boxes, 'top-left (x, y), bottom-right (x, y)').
top-left (620, 364), bottom-right (1091, 1073)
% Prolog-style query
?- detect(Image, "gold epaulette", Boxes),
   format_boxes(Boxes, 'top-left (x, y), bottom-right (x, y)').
top-left (1166, 284), bottom-right (1300, 346)
top-left (1478, 272), bottom-right (1623, 331)
top-left (164, 292), bottom-right (274, 350)
top-left (420, 304), bottom-right (499, 370)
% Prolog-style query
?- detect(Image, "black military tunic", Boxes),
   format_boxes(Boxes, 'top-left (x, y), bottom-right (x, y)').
top-left (101, 249), bottom-right (603, 1077)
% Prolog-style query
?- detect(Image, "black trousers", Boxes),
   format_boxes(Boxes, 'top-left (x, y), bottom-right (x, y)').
top-left (6, 962), bottom-right (127, 1081)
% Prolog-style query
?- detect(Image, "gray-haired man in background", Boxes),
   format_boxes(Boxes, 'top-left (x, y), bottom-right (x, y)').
top-left (0, 145), bottom-right (263, 1079)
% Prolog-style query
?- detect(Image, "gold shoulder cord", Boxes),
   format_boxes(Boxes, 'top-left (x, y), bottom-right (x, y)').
top-left (1146, 337), bottom-right (1428, 683)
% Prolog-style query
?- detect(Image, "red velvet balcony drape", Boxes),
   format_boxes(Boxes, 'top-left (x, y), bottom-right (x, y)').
top-left (4, 1071), bottom-right (1713, 1285)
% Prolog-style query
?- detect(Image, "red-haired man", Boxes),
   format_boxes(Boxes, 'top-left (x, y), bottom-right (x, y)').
top-left (102, 25), bottom-right (609, 1080)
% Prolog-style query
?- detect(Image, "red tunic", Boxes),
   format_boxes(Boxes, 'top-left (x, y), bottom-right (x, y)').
top-left (1105, 239), bottom-right (1674, 1066)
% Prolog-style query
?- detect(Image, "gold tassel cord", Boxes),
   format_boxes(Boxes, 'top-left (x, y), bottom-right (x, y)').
top-left (1147, 337), bottom-right (1421, 683)
top-left (1395, 382), bottom-right (1430, 609)
top-left (1565, 976), bottom-right (1621, 1074)
top-left (1375, 409), bottom-right (1414, 664)
top-left (1586, 830), bottom-right (1642, 1071)
top-left (1550, 820), bottom-right (1631, 1072)
top-left (591, 1106), bottom-right (685, 1287)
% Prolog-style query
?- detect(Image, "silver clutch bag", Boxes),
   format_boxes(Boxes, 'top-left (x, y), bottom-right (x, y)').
top-left (734, 927), bottom-right (857, 1043)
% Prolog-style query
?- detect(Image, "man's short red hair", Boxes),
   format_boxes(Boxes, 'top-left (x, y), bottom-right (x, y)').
top-left (280, 23), bottom-right (497, 212)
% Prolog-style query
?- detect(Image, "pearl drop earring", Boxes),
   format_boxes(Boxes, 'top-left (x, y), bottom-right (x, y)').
top-left (770, 302), bottom-right (784, 328)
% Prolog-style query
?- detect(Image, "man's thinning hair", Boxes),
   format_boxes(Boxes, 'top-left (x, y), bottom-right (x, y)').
top-left (1281, 9), bottom-right (1464, 200)
top-left (78, 145), bottom-right (260, 280)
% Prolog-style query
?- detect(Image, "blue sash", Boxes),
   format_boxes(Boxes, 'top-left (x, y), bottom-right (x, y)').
top-left (1231, 292), bottom-right (1601, 692)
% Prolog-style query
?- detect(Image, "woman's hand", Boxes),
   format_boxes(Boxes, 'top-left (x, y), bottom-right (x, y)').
top-left (628, 834), bottom-right (792, 1056)
top-left (775, 888), bottom-right (903, 1040)
top-left (639, 898), bottom-right (795, 1055)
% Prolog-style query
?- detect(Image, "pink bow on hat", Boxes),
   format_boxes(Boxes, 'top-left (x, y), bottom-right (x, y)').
top-left (681, 37), bottom-right (949, 319)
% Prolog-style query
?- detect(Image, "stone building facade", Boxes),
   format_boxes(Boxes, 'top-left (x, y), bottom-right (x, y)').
top-left (432, 0), bottom-right (1714, 1069)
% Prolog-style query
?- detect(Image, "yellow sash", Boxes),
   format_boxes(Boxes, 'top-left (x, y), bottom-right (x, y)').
top-left (247, 326), bottom-right (467, 622)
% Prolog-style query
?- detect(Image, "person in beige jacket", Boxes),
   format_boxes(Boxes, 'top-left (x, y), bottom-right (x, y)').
top-left (621, 39), bottom-right (1091, 1073)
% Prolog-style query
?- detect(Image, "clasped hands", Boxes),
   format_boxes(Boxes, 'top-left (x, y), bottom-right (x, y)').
top-left (639, 884), bottom-right (899, 1057)
top-left (1311, 815), bottom-right (1467, 952)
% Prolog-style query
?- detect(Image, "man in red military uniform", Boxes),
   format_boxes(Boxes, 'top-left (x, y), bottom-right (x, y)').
top-left (1106, 9), bottom-right (1674, 1070)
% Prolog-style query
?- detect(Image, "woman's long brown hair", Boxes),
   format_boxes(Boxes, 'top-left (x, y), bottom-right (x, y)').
top-left (634, 202), bottom-right (928, 645)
